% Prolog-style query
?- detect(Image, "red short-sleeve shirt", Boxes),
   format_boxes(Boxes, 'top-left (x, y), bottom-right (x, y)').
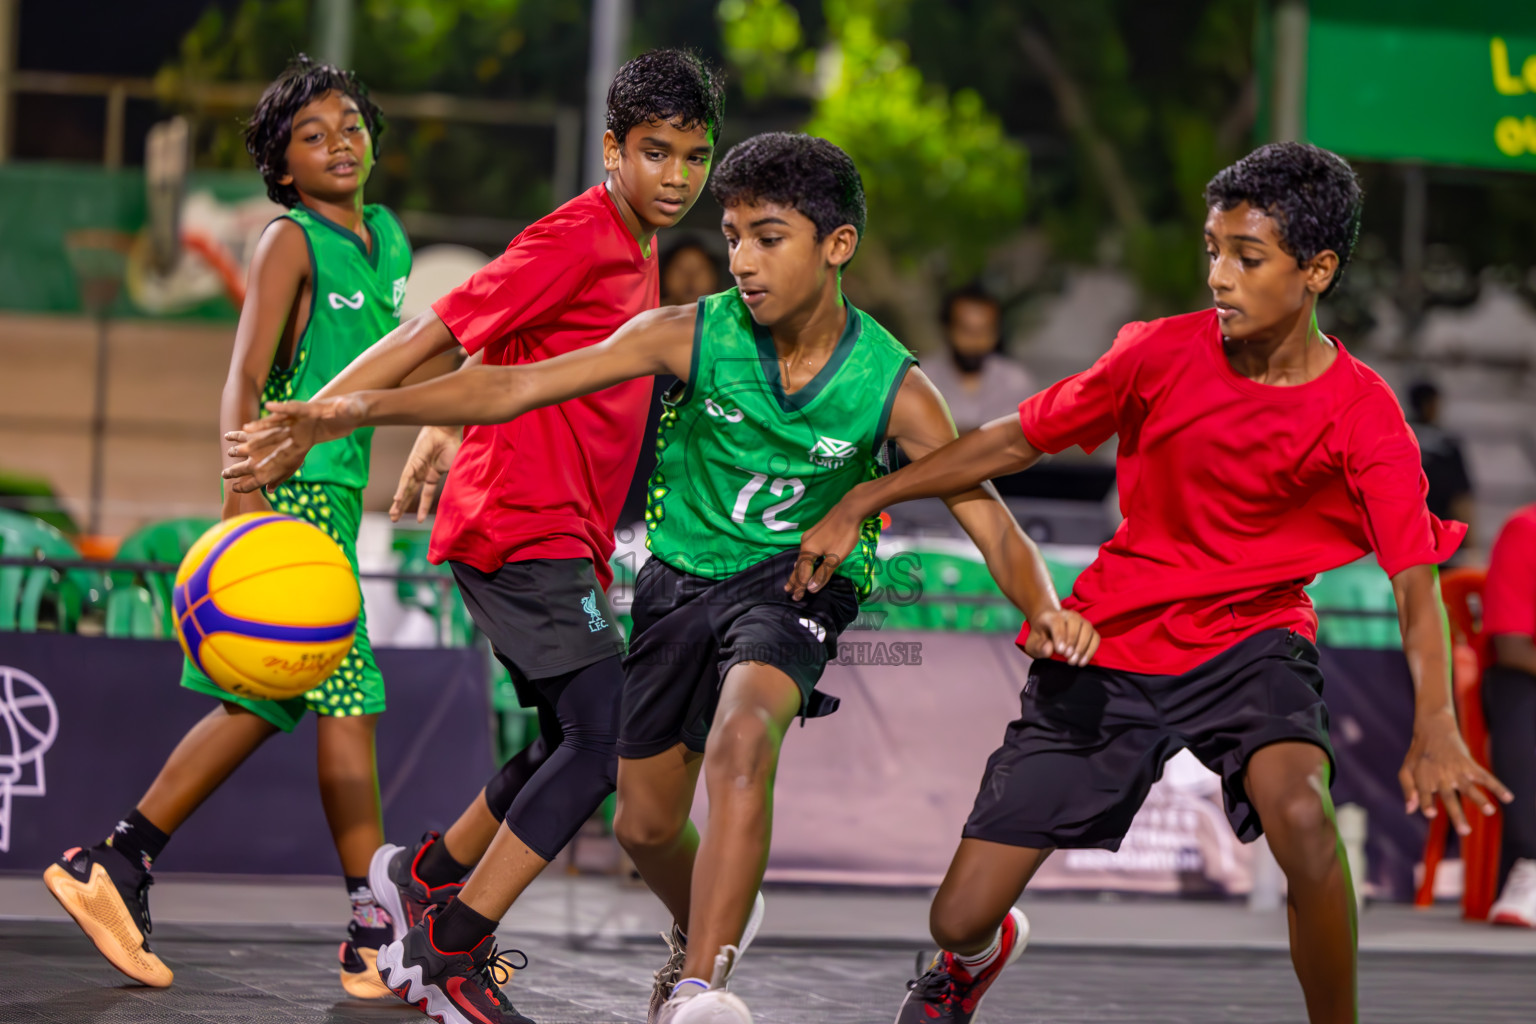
top-left (428, 184), bottom-right (658, 589)
top-left (1018, 308), bottom-right (1465, 674)
top-left (1485, 505), bottom-right (1536, 641)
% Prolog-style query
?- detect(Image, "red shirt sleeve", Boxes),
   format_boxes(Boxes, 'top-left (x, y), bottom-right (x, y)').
top-left (431, 224), bottom-right (592, 356)
top-left (1340, 385), bottom-right (1466, 576)
top-left (1017, 320), bottom-right (1149, 455)
top-left (1485, 510), bottom-right (1536, 639)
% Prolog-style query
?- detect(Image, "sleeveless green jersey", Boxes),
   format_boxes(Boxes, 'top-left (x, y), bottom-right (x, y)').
top-left (644, 289), bottom-right (915, 597)
top-left (263, 204), bottom-right (412, 489)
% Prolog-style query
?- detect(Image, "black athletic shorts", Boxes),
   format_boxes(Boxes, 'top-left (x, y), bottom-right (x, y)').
top-left (964, 628), bottom-right (1334, 850)
top-left (617, 550), bottom-right (860, 759)
top-left (451, 558), bottom-right (626, 682)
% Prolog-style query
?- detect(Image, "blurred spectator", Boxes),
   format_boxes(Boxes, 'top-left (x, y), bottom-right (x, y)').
top-left (1483, 503), bottom-right (1536, 927)
top-left (620, 239), bottom-right (723, 530)
top-left (922, 284), bottom-right (1035, 433)
top-left (1406, 379), bottom-right (1475, 548)
top-left (660, 237), bottom-right (721, 306)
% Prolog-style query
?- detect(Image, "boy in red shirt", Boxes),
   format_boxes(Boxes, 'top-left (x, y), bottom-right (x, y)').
top-left (229, 50), bottom-right (722, 1024)
top-left (791, 142), bottom-right (1511, 1024)
top-left (1483, 503), bottom-right (1536, 926)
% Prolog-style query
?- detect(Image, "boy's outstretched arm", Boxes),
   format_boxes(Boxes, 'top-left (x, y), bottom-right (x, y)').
top-left (789, 394), bottom-right (1044, 596)
top-left (1392, 564), bottom-right (1512, 834)
top-left (224, 303), bottom-right (697, 491)
top-left (793, 369), bottom-right (1098, 665)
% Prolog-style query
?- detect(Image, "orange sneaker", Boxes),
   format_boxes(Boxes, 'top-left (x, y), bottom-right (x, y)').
top-left (43, 846), bottom-right (173, 987)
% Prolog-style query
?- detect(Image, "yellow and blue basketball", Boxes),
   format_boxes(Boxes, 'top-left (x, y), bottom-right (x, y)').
top-left (172, 513), bottom-right (360, 701)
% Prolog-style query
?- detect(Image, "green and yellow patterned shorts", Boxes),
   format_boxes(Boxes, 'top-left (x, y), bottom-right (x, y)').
top-left (179, 481), bottom-right (385, 732)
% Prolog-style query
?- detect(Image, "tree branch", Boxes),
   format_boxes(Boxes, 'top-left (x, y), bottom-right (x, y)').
top-left (1016, 25), bottom-right (1146, 234)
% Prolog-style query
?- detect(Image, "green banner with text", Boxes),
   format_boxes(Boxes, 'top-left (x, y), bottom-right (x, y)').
top-left (1307, 0), bottom-right (1536, 171)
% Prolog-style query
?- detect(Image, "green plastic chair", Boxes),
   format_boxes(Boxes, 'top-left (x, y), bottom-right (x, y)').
top-left (106, 516), bottom-right (217, 638)
top-left (0, 508), bottom-right (100, 632)
top-left (111, 515), bottom-right (218, 635)
top-left (104, 585), bottom-right (162, 638)
top-left (391, 528), bottom-right (477, 646)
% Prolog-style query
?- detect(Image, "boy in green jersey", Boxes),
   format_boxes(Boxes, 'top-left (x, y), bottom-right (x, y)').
top-left (229, 132), bottom-right (1098, 1024)
top-left (44, 56), bottom-right (411, 999)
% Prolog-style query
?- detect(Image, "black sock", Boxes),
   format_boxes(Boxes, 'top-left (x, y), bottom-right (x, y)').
top-left (100, 809), bottom-right (169, 875)
top-left (433, 897), bottom-right (497, 953)
top-left (417, 836), bottom-right (470, 888)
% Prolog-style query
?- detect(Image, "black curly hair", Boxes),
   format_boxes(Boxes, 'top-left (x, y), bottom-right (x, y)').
top-left (606, 49), bottom-right (725, 148)
top-left (1204, 142), bottom-right (1363, 297)
top-left (709, 133), bottom-right (866, 247)
top-left (244, 54), bottom-right (384, 208)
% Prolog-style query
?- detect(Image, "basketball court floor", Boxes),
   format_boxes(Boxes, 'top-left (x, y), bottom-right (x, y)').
top-left (2, 874), bottom-right (1533, 1023)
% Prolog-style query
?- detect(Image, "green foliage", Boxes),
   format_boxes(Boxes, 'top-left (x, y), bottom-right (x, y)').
top-left (157, 0), bottom-right (587, 221)
top-left (719, 0), bottom-right (1027, 281)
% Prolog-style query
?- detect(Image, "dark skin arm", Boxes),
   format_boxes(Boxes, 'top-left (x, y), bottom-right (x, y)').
top-left (1392, 564), bottom-right (1513, 834)
top-left (1492, 633), bottom-right (1536, 678)
top-left (224, 304), bottom-right (698, 490)
top-left (838, 369), bottom-right (1097, 664)
top-left (789, 412), bottom-right (1044, 593)
top-left (221, 308), bottom-right (466, 490)
top-left (216, 219), bottom-right (330, 518)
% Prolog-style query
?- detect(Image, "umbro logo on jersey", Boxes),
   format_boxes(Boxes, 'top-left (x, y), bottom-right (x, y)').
top-left (328, 290), bottom-right (365, 310)
top-left (391, 277), bottom-right (407, 319)
top-left (809, 435), bottom-right (856, 468)
top-left (705, 398), bottom-right (744, 423)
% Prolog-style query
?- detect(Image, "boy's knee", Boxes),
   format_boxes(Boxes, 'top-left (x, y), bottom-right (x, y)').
top-left (704, 707), bottom-right (776, 784)
top-left (1262, 789), bottom-right (1339, 878)
top-left (613, 799), bottom-right (686, 852)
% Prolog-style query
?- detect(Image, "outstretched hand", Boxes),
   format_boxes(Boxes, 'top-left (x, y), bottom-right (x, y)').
top-left (222, 396), bottom-right (364, 492)
top-left (1021, 609), bottom-right (1100, 667)
top-left (390, 424), bottom-right (461, 523)
top-left (786, 502), bottom-right (865, 600)
top-left (1399, 707), bottom-right (1512, 836)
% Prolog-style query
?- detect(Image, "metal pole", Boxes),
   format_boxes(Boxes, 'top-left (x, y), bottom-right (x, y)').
top-left (584, 0), bottom-right (632, 188)
top-left (87, 314), bottom-right (110, 535)
top-left (314, 0), bottom-right (355, 68)
top-left (1400, 163), bottom-right (1428, 352)
top-left (104, 83), bottom-right (126, 170)
top-left (1271, 0), bottom-right (1308, 143)
top-left (0, 0), bottom-right (17, 163)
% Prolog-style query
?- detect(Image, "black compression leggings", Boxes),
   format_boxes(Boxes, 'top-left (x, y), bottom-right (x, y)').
top-left (485, 655), bottom-right (622, 862)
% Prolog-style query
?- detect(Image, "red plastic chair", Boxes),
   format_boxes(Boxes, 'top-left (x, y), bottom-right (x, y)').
top-left (1414, 567), bottom-right (1503, 920)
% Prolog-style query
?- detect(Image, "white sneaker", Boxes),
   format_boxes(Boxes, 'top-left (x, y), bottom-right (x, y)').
top-left (655, 946), bottom-right (751, 1023)
top-left (648, 892), bottom-right (765, 1024)
top-left (1489, 858), bottom-right (1536, 927)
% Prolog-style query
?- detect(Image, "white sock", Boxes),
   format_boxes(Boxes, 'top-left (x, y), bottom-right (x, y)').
top-left (953, 928), bottom-right (1002, 971)
top-left (672, 977), bottom-right (709, 999)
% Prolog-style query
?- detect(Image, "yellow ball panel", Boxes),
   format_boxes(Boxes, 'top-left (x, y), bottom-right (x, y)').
top-left (202, 631), bottom-right (355, 701)
top-left (207, 519), bottom-right (350, 586)
top-left (210, 561), bottom-right (361, 627)
top-left (175, 512), bottom-right (275, 587)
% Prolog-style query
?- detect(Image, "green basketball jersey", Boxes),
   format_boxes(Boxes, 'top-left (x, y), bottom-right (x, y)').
top-left (644, 289), bottom-right (916, 597)
top-left (263, 204), bottom-right (412, 489)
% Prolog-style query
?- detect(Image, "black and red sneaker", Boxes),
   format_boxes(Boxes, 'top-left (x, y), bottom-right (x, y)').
top-left (375, 905), bottom-right (533, 1024)
top-left (894, 907), bottom-right (1029, 1023)
top-left (368, 832), bottom-right (465, 945)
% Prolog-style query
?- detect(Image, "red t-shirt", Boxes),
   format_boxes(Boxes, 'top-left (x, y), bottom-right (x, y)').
top-left (1484, 504), bottom-right (1536, 641)
top-left (1017, 308), bottom-right (1465, 675)
top-left (428, 184), bottom-right (658, 588)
